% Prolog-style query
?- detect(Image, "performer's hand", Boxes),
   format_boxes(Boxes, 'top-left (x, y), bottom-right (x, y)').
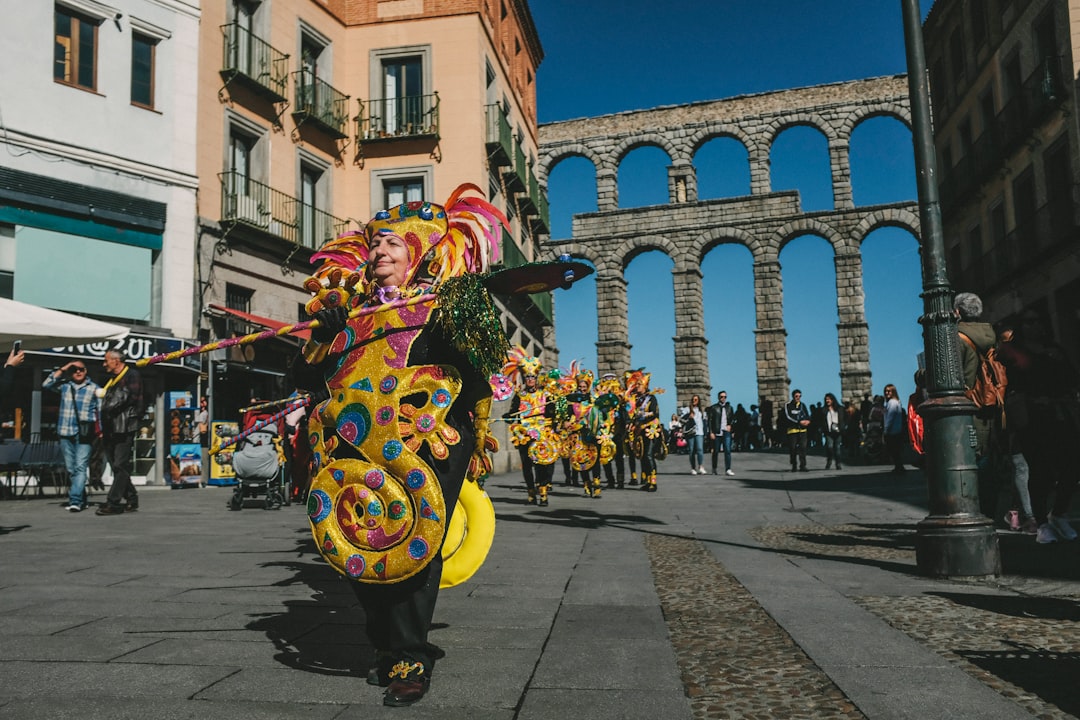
top-left (467, 435), bottom-right (498, 484)
top-left (311, 305), bottom-right (348, 344)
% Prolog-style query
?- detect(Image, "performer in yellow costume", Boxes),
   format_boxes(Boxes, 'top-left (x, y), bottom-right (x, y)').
top-left (626, 368), bottom-right (665, 492)
top-left (564, 367), bottom-right (605, 498)
top-left (301, 185), bottom-right (507, 706)
top-left (502, 347), bottom-right (557, 505)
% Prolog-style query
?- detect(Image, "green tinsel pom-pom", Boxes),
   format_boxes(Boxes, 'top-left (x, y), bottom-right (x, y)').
top-left (436, 274), bottom-right (511, 377)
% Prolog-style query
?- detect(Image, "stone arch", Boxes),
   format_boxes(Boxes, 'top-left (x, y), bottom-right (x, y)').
top-left (850, 207), bottom-right (921, 246)
top-left (770, 217), bottom-right (848, 255)
top-left (538, 142), bottom-right (603, 181)
top-left (689, 226), bottom-right (759, 268)
top-left (761, 112), bottom-right (840, 151)
top-left (608, 133), bottom-right (683, 167)
top-left (538, 74), bottom-right (917, 414)
top-left (839, 105), bottom-right (913, 140)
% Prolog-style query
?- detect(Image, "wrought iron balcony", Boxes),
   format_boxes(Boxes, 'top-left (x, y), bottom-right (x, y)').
top-left (485, 104), bottom-right (513, 167)
top-left (954, 198), bottom-right (1076, 294)
top-left (292, 72), bottom-right (350, 139)
top-left (218, 171), bottom-right (349, 250)
top-left (220, 23), bottom-right (289, 103)
top-left (356, 93), bottom-right (439, 142)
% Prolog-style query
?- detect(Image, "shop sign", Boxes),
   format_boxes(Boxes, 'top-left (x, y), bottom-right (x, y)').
top-left (34, 333), bottom-right (200, 370)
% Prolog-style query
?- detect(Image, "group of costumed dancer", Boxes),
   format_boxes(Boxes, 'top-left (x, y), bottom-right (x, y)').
top-left (133, 183), bottom-right (591, 707)
top-left (499, 357), bottom-right (667, 501)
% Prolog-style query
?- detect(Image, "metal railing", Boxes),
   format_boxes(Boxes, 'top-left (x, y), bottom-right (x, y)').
top-left (221, 23), bottom-right (289, 102)
top-left (485, 104), bottom-right (513, 166)
top-left (499, 236), bottom-right (528, 268)
top-left (954, 198), bottom-right (1076, 293)
top-left (938, 57), bottom-right (1066, 213)
top-left (219, 171), bottom-right (349, 249)
top-left (357, 93), bottom-right (440, 141)
top-left (292, 72), bottom-right (350, 138)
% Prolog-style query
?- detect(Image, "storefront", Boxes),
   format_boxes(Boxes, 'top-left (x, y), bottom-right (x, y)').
top-left (10, 332), bottom-right (201, 486)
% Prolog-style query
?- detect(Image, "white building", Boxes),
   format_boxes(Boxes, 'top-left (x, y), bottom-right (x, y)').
top-left (0, 0), bottom-right (202, 477)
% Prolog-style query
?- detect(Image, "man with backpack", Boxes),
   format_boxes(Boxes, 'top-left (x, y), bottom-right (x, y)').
top-left (954, 292), bottom-right (1002, 517)
top-left (96, 349), bottom-right (144, 516)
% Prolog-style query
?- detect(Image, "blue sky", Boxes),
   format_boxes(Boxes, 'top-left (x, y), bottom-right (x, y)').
top-left (530, 1), bottom-right (934, 419)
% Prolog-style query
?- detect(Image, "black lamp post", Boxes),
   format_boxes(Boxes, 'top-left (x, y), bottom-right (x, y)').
top-left (899, 0), bottom-right (1001, 577)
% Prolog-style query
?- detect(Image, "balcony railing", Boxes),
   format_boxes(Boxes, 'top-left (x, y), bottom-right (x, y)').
top-left (485, 104), bottom-right (513, 167)
top-left (357, 93), bottom-right (440, 141)
top-left (938, 57), bottom-right (1067, 214)
top-left (529, 191), bottom-right (550, 234)
top-left (219, 170), bottom-right (349, 250)
top-left (220, 23), bottom-right (289, 102)
top-left (291, 72), bottom-right (350, 139)
top-left (953, 198), bottom-right (1076, 294)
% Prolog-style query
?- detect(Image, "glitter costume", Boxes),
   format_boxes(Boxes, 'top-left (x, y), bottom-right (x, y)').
top-left (502, 347), bottom-right (557, 506)
top-left (301, 185), bottom-right (508, 706)
top-left (626, 369), bottom-right (665, 492)
top-left (564, 367), bottom-right (611, 498)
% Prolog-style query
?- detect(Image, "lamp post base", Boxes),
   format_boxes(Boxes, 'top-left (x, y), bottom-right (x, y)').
top-left (915, 516), bottom-right (1000, 578)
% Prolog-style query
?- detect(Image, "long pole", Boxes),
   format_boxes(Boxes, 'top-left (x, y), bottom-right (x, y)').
top-left (900, 0), bottom-right (1000, 577)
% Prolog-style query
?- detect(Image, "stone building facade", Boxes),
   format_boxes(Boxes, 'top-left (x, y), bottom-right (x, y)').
top-left (537, 75), bottom-right (920, 411)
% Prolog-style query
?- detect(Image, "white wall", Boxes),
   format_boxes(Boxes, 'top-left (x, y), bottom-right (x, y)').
top-left (0, 0), bottom-right (201, 338)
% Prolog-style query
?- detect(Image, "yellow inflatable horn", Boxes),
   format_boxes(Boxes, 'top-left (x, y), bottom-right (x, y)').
top-left (439, 480), bottom-right (496, 588)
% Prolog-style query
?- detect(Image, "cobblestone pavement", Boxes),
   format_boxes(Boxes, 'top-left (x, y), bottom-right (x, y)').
top-left (647, 533), bottom-right (866, 720)
top-left (749, 522), bottom-right (1080, 719)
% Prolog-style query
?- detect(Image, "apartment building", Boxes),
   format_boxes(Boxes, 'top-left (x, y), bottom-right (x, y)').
top-left (196, 0), bottom-right (551, 414)
top-left (0, 0), bottom-right (201, 457)
top-left (924, 0), bottom-right (1080, 351)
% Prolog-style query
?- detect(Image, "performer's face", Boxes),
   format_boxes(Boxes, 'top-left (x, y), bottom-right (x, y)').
top-left (369, 232), bottom-right (410, 287)
top-left (525, 374), bottom-right (537, 389)
top-left (577, 379), bottom-right (589, 392)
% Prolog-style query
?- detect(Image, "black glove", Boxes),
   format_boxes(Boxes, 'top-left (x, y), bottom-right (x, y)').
top-left (311, 305), bottom-right (348, 344)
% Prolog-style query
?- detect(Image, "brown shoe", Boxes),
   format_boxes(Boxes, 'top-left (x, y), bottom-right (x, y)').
top-left (95, 504), bottom-right (124, 516)
top-left (383, 661), bottom-right (430, 707)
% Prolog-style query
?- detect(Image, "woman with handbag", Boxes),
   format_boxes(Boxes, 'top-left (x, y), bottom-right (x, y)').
top-left (42, 361), bottom-right (100, 511)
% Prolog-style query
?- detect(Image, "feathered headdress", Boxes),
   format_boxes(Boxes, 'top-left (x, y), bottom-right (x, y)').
top-left (574, 365), bottom-right (595, 389)
top-left (624, 368), bottom-right (651, 394)
top-left (502, 345), bottom-right (543, 384)
top-left (365, 183), bottom-right (508, 289)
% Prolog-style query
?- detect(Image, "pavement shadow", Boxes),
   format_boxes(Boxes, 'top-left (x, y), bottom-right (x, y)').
top-left (245, 530), bottom-right (372, 678)
top-left (927, 592), bottom-right (1080, 621)
top-left (997, 532), bottom-right (1080, 581)
top-left (0, 524), bottom-right (31, 535)
top-left (955, 645), bottom-right (1080, 717)
top-left (495, 507), bottom-right (667, 530)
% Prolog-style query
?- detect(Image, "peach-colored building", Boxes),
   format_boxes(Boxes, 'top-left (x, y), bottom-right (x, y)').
top-left (195, 0), bottom-right (549, 411)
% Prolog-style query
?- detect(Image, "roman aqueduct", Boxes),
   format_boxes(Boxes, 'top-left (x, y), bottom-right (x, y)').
top-left (536, 74), bottom-right (921, 411)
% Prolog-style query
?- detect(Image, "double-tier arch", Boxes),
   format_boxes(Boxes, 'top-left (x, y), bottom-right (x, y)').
top-left (539, 75), bottom-right (919, 411)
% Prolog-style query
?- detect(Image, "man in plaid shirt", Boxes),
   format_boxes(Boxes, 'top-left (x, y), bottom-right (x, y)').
top-left (43, 361), bottom-right (100, 511)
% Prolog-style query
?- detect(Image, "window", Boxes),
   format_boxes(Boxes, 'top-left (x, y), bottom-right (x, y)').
top-left (1002, 54), bottom-right (1022, 103)
top-left (970, 1), bottom-right (987, 49)
top-left (948, 27), bottom-right (965, 90)
top-left (299, 162), bottom-right (324, 248)
top-left (369, 46), bottom-right (432, 138)
top-left (966, 224), bottom-right (982, 274)
top-left (131, 33), bottom-right (156, 108)
top-left (370, 166), bottom-right (433, 212)
top-left (0, 224), bottom-right (13, 300)
top-left (225, 283), bottom-right (253, 336)
top-left (978, 87), bottom-right (995, 136)
top-left (298, 33), bottom-right (326, 112)
top-left (1012, 168), bottom-right (1036, 232)
top-left (383, 55), bottom-right (422, 134)
top-left (54, 5), bottom-right (98, 91)
top-left (1034, 10), bottom-right (1057, 61)
top-left (384, 178), bottom-right (423, 207)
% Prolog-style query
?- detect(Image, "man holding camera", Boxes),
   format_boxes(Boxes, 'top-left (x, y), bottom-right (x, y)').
top-left (43, 361), bottom-right (100, 511)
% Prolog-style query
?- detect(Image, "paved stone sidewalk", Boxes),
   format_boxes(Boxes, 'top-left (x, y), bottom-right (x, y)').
top-left (1, 449), bottom-right (1078, 719)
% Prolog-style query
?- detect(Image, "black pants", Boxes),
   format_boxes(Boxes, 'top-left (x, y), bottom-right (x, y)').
top-left (104, 432), bottom-right (137, 507)
top-left (788, 432), bottom-right (807, 469)
top-left (350, 446), bottom-right (466, 669)
top-left (517, 444), bottom-right (554, 493)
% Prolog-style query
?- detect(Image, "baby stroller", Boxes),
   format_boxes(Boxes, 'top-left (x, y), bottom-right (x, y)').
top-left (227, 408), bottom-right (291, 511)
